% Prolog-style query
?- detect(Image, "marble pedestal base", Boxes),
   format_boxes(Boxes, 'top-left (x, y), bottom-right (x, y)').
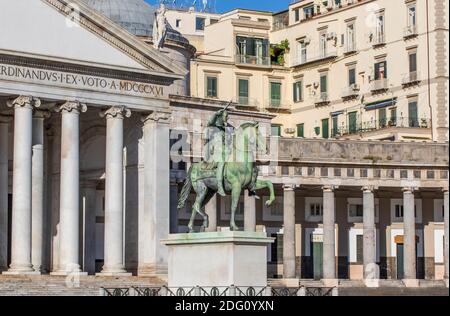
top-left (162, 231), bottom-right (274, 288)
top-left (2, 270), bottom-right (41, 276)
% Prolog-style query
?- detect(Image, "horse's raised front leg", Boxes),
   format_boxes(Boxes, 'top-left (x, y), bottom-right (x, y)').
top-left (230, 184), bottom-right (242, 231)
top-left (255, 179), bottom-right (275, 206)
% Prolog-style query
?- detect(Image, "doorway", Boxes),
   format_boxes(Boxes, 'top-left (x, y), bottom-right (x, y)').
top-left (311, 234), bottom-right (324, 280)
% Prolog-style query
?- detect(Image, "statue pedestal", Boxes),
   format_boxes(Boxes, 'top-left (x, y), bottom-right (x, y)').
top-left (161, 232), bottom-right (274, 288)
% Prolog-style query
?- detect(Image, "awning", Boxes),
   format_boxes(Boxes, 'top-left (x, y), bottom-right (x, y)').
top-left (331, 110), bottom-right (344, 117)
top-left (365, 98), bottom-right (397, 110)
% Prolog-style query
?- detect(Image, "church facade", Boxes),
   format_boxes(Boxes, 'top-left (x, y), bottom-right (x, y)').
top-left (0, 0), bottom-right (448, 290)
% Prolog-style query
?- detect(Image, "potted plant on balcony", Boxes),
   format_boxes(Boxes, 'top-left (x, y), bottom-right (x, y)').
top-left (270, 39), bottom-right (290, 66)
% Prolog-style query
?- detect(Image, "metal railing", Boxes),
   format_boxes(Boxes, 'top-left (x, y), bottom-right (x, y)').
top-left (370, 78), bottom-right (389, 91)
top-left (232, 96), bottom-right (260, 108)
top-left (372, 33), bottom-right (386, 46)
top-left (344, 43), bottom-right (357, 54)
top-left (404, 25), bottom-right (418, 37)
top-left (291, 50), bottom-right (338, 67)
top-left (342, 84), bottom-right (360, 98)
top-left (264, 99), bottom-right (291, 111)
top-left (314, 92), bottom-right (330, 104)
top-left (333, 116), bottom-right (431, 137)
top-left (402, 71), bottom-right (420, 84)
top-left (235, 55), bottom-right (271, 67)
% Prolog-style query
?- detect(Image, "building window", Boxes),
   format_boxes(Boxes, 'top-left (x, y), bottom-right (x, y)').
top-left (349, 204), bottom-right (364, 218)
top-left (390, 108), bottom-right (397, 126)
top-left (206, 76), bottom-right (217, 98)
top-left (356, 235), bottom-right (364, 264)
top-left (408, 100), bottom-right (418, 127)
top-left (294, 8), bottom-right (300, 22)
top-left (409, 51), bottom-right (417, 75)
top-left (303, 5), bottom-right (315, 19)
top-left (297, 123), bottom-right (304, 138)
top-left (348, 67), bottom-right (356, 86)
top-left (196, 17), bottom-right (206, 30)
top-left (346, 23), bottom-right (356, 51)
top-left (332, 115), bottom-right (339, 137)
top-left (407, 4), bottom-right (417, 28)
top-left (319, 33), bottom-right (327, 58)
top-left (379, 108), bottom-right (387, 127)
top-left (348, 111), bottom-right (357, 134)
top-left (238, 78), bottom-right (249, 105)
top-left (270, 82), bottom-right (282, 106)
top-left (176, 19), bottom-right (181, 28)
top-left (271, 124), bottom-right (282, 137)
top-left (395, 204), bottom-right (404, 218)
top-left (322, 118), bottom-right (329, 139)
top-left (374, 61), bottom-right (387, 80)
top-left (320, 73), bottom-right (328, 94)
top-left (310, 203), bottom-right (323, 217)
top-left (375, 14), bottom-right (385, 42)
top-left (293, 81), bottom-right (303, 103)
top-left (297, 40), bottom-right (308, 64)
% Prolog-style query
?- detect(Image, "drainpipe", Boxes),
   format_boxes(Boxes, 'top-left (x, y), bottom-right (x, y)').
top-left (426, 0), bottom-right (434, 140)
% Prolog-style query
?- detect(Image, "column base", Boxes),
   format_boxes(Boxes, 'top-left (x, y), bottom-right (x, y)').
top-left (402, 279), bottom-right (420, 288)
top-left (444, 279), bottom-right (449, 288)
top-left (50, 271), bottom-right (88, 276)
top-left (364, 278), bottom-right (381, 288)
top-left (96, 271), bottom-right (132, 277)
top-left (2, 270), bottom-right (41, 276)
top-left (321, 278), bottom-right (339, 287)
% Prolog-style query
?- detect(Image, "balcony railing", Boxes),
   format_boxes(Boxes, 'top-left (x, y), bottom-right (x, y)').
top-left (341, 84), bottom-right (360, 98)
top-left (344, 43), bottom-right (357, 54)
top-left (402, 71), bottom-right (420, 85)
top-left (333, 117), bottom-right (431, 137)
top-left (370, 78), bottom-right (389, 92)
top-left (291, 50), bottom-right (337, 67)
top-left (372, 34), bottom-right (386, 46)
top-left (235, 55), bottom-right (271, 67)
top-left (404, 25), bottom-right (418, 38)
top-left (314, 92), bottom-right (330, 105)
top-left (264, 99), bottom-right (291, 112)
top-left (232, 96), bottom-right (260, 109)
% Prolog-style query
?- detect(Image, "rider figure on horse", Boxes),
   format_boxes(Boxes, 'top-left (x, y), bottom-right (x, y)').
top-left (207, 107), bottom-right (232, 197)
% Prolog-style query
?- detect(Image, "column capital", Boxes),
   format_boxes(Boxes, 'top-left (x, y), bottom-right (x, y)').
top-left (402, 187), bottom-right (418, 194)
top-left (142, 110), bottom-right (171, 125)
top-left (7, 96), bottom-right (41, 109)
top-left (100, 106), bottom-right (131, 120)
top-left (362, 185), bottom-right (378, 193)
top-left (33, 110), bottom-right (51, 120)
top-left (323, 185), bottom-right (338, 192)
top-left (283, 184), bottom-right (299, 191)
top-left (56, 101), bottom-right (87, 114)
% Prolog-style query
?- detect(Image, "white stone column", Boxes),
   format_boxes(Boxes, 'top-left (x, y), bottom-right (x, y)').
top-left (362, 186), bottom-right (379, 282)
top-left (139, 110), bottom-right (171, 276)
top-left (52, 101), bottom-right (87, 275)
top-left (403, 187), bottom-right (417, 283)
top-left (244, 191), bottom-right (256, 232)
top-left (31, 111), bottom-right (49, 273)
top-left (170, 181), bottom-right (179, 234)
top-left (205, 195), bottom-right (217, 232)
top-left (4, 96), bottom-right (40, 275)
top-left (98, 106), bottom-right (131, 276)
top-left (0, 116), bottom-right (10, 272)
top-left (81, 181), bottom-right (97, 275)
top-left (443, 188), bottom-right (449, 287)
top-left (323, 185), bottom-right (337, 283)
top-left (283, 185), bottom-right (296, 279)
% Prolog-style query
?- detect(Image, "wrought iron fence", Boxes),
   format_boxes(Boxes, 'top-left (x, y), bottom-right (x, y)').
top-left (101, 286), bottom-right (269, 297)
top-left (271, 287), bottom-right (302, 296)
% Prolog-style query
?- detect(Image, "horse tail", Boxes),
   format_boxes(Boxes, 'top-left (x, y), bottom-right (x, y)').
top-left (177, 165), bottom-right (193, 210)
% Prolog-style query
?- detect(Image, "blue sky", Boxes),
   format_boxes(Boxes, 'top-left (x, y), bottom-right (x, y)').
top-left (146, 0), bottom-right (292, 13)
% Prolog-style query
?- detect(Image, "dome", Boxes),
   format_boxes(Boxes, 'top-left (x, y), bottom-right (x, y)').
top-left (84, 0), bottom-right (156, 37)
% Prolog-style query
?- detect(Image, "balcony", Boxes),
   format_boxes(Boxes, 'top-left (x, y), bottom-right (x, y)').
top-left (235, 55), bottom-right (271, 67)
top-left (343, 43), bottom-right (357, 54)
top-left (264, 99), bottom-right (291, 112)
top-left (370, 78), bottom-right (389, 93)
top-left (341, 84), bottom-right (360, 99)
top-left (404, 25), bottom-right (418, 39)
top-left (402, 71), bottom-right (421, 86)
top-left (232, 96), bottom-right (260, 110)
top-left (334, 117), bottom-right (431, 138)
top-left (291, 50), bottom-right (338, 67)
top-left (314, 92), bottom-right (330, 106)
top-left (372, 34), bottom-right (386, 47)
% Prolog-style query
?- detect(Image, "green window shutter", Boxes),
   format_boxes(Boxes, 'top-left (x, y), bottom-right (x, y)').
top-left (270, 82), bottom-right (281, 106)
top-left (297, 124), bottom-right (304, 137)
top-left (238, 79), bottom-right (249, 104)
top-left (320, 74), bottom-right (327, 93)
top-left (207, 77), bottom-right (217, 98)
top-left (379, 108), bottom-right (387, 127)
top-left (349, 68), bottom-right (356, 85)
top-left (271, 124), bottom-right (282, 136)
top-left (348, 111), bottom-right (357, 134)
top-left (408, 101), bottom-right (418, 127)
top-left (322, 119), bottom-right (329, 139)
top-left (332, 116), bottom-right (338, 137)
top-left (293, 81), bottom-right (302, 102)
